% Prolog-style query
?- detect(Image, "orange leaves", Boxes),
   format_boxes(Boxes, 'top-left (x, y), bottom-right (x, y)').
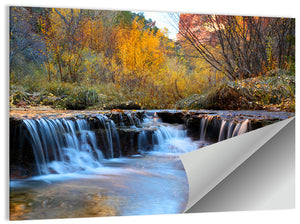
top-left (116, 18), bottom-right (166, 84)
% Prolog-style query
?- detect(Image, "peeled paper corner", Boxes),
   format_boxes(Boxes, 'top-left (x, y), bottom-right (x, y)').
top-left (180, 117), bottom-right (295, 213)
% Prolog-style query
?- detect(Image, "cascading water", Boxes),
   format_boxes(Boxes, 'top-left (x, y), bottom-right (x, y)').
top-left (135, 113), bottom-right (201, 154)
top-left (95, 115), bottom-right (121, 158)
top-left (200, 115), bottom-right (214, 140)
top-left (218, 120), bottom-right (228, 142)
top-left (17, 112), bottom-right (251, 177)
top-left (218, 119), bottom-right (250, 142)
top-left (19, 113), bottom-right (149, 177)
top-left (21, 117), bottom-right (124, 176)
top-left (138, 130), bottom-right (149, 151)
top-left (232, 119), bottom-right (249, 137)
top-left (123, 112), bottom-right (141, 127)
top-left (149, 124), bottom-right (199, 154)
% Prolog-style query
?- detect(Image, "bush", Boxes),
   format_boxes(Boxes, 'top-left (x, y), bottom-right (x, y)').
top-left (45, 82), bottom-right (74, 96)
top-left (176, 72), bottom-right (295, 112)
top-left (57, 87), bottom-right (104, 110)
top-left (10, 86), bottom-right (29, 105)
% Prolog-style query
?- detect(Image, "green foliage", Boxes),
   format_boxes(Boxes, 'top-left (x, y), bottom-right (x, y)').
top-left (116, 11), bottom-right (133, 26)
top-left (50, 83), bottom-right (124, 110)
top-left (9, 85), bottom-right (28, 105)
top-left (10, 61), bottom-right (48, 94)
top-left (59, 87), bottom-right (100, 110)
top-left (45, 82), bottom-right (73, 96)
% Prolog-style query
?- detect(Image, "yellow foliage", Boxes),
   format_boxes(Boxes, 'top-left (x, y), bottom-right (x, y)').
top-left (116, 18), bottom-right (166, 88)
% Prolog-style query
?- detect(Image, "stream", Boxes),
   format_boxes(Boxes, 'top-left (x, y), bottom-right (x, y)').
top-left (10, 155), bottom-right (188, 219)
top-left (9, 110), bottom-right (294, 220)
top-left (10, 113), bottom-right (199, 220)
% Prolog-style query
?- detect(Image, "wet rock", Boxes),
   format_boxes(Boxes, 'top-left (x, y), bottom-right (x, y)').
top-left (158, 111), bottom-right (288, 142)
top-left (249, 118), bottom-right (281, 131)
top-left (10, 165), bottom-right (35, 179)
top-left (117, 127), bottom-right (156, 156)
top-left (156, 111), bottom-right (188, 124)
top-left (185, 115), bottom-right (222, 141)
top-left (10, 117), bottom-right (37, 176)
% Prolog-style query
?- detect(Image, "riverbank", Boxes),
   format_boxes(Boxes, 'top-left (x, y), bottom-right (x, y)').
top-left (176, 73), bottom-right (295, 112)
top-left (9, 108), bottom-right (295, 122)
top-left (10, 73), bottom-right (295, 112)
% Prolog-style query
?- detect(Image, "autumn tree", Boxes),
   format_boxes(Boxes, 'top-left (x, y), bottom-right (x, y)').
top-left (170, 14), bottom-right (295, 80)
top-left (116, 18), bottom-right (167, 94)
top-left (40, 8), bottom-right (91, 82)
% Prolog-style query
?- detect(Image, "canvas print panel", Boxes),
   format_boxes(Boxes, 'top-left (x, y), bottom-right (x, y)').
top-left (9, 6), bottom-right (295, 220)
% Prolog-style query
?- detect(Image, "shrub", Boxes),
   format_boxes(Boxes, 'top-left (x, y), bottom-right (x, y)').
top-left (45, 82), bottom-right (74, 96)
top-left (57, 87), bottom-right (104, 110)
top-left (176, 72), bottom-right (295, 112)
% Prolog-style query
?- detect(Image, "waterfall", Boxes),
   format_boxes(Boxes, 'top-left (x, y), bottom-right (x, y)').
top-left (95, 115), bottom-right (121, 158)
top-left (227, 122), bottom-right (235, 139)
top-left (22, 118), bottom-right (104, 175)
top-left (218, 119), bottom-right (250, 141)
top-left (218, 120), bottom-right (228, 142)
top-left (198, 115), bottom-right (250, 142)
top-left (125, 112), bottom-right (136, 127)
top-left (138, 130), bottom-right (149, 151)
top-left (15, 112), bottom-right (251, 177)
top-left (232, 119), bottom-right (249, 137)
top-left (121, 112), bottom-right (140, 127)
top-left (200, 115), bottom-right (213, 141)
top-left (150, 124), bottom-right (198, 154)
top-left (116, 112), bottom-right (142, 128)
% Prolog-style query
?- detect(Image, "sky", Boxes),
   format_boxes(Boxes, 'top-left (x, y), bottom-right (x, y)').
top-left (134, 11), bottom-right (179, 40)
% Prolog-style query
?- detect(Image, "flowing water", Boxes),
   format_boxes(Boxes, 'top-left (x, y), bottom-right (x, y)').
top-left (10, 155), bottom-right (189, 219)
top-left (9, 111), bottom-right (254, 220)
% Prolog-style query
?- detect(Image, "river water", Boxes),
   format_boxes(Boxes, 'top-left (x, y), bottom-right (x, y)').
top-left (10, 154), bottom-right (189, 219)
top-left (10, 110), bottom-right (293, 220)
top-left (10, 115), bottom-right (202, 220)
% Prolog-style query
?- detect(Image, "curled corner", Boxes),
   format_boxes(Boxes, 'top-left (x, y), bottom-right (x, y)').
top-left (180, 117), bottom-right (295, 213)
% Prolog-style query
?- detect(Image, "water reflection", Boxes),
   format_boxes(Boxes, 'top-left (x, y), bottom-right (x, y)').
top-left (10, 181), bottom-right (122, 219)
top-left (10, 155), bottom-right (188, 220)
